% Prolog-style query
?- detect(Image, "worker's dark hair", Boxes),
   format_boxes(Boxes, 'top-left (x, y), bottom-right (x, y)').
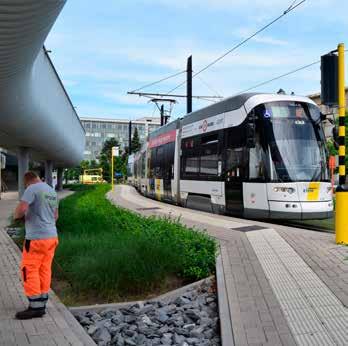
top-left (24, 171), bottom-right (39, 184)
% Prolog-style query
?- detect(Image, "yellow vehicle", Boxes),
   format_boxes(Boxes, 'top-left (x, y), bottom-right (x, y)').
top-left (79, 168), bottom-right (104, 184)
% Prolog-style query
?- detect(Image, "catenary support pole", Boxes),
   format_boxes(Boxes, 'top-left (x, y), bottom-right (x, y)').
top-left (128, 121), bottom-right (132, 154)
top-left (18, 147), bottom-right (29, 198)
top-left (160, 105), bottom-right (164, 126)
top-left (335, 43), bottom-right (348, 244)
top-left (45, 160), bottom-right (53, 187)
top-left (57, 168), bottom-right (63, 191)
top-left (187, 55), bottom-right (192, 114)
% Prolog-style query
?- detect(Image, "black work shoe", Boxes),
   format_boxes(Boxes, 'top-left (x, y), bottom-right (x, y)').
top-left (15, 307), bottom-right (45, 320)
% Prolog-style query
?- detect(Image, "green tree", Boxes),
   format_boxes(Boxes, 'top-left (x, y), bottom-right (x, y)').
top-left (63, 160), bottom-right (103, 184)
top-left (327, 140), bottom-right (338, 157)
top-left (100, 138), bottom-right (120, 158)
top-left (131, 127), bottom-right (141, 153)
top-left (89, 160), bottom-right (98, 169)
top-left (99, 138), bottom-right (120, 182)
top-left (80, 160), bottom-right (90, 171)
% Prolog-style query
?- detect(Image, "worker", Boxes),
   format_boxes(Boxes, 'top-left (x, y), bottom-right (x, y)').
top-left (14, 171), bottom-right (59, 320)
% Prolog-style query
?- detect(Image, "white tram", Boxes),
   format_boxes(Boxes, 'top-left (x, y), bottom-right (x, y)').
top-left (129, 93), bottom-right (333, 219)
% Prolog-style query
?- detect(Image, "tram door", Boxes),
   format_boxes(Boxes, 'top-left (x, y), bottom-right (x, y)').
top-left (163, 142), bottom-right (174, 201)
top-left (225, 147), bottom-right (246, 215)
top-left (163, 166), bottom-right (172, 200)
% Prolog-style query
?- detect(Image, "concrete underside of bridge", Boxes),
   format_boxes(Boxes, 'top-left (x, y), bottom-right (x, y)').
top-left (0, 1), bottom-right (85, 195)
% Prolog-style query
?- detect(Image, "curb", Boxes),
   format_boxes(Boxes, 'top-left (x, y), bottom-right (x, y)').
top-left (70, 276), bottom-right (214, 315)
top-left (71, 248), bottom-right (235, 346)
top-left (216, 246), bottom-right (234, 346)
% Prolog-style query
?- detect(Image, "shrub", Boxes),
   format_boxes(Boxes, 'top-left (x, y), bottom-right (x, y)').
top-left (56, 185), bottom-right (217, 299)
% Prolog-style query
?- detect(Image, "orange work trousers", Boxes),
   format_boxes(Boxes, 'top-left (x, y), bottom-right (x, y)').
top-left (20, 238), bottom-right (58, 298)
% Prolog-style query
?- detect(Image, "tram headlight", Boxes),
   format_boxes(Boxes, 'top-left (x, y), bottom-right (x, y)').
top-left (273, 187), bottom-right (295, 194)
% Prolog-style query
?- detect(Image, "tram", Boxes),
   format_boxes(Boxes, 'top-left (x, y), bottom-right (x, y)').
top-left (129, 93), bottom-right (333, 220)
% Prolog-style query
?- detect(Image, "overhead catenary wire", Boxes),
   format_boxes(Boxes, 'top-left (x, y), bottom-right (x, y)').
top-left (128, 91), bottom-right (222, 99)
top-left (235, 60), bottom-right (320, 95)
top-left (166, 0), bottom-right (306, 95)
top-left (236, 49), bottom-right (348, 95)
top-left (196, 74), bottom-right (223, 98)
top-left (130, 70), bottom-right (186, 93)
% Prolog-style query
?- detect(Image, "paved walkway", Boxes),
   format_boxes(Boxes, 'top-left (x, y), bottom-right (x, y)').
top-left (0, 191), bottom-right (95, 346)
top-left (109, 185), bottom-right (348, 346)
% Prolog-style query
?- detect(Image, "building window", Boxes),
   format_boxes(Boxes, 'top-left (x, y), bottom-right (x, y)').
top-left (107, 133), bottom-right (115, 138)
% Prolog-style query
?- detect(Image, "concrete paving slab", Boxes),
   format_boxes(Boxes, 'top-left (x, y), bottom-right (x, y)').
top-left (0, 191), bottom-right (95, 346)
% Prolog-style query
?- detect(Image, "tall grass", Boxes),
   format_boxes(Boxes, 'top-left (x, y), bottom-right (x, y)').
top-left (56, 185), bottom-right (217, 300)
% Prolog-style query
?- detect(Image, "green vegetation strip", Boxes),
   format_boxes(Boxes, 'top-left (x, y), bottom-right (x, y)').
top-left (56, 185), bottom-right (217, 302)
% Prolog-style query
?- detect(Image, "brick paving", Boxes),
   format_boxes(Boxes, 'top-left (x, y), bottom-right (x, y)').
top-left (0, 191), bottom-right (95, 346)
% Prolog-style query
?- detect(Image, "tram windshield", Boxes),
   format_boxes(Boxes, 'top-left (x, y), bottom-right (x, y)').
top-left (255, 101), bottom-right (329, 182)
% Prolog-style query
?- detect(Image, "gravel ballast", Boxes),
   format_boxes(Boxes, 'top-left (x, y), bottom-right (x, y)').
top-left (74, 280), bottom-right (221, 346)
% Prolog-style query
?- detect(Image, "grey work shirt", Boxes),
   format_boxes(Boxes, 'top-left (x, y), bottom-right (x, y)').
top-left (21, 182), bottom-right (58, 240)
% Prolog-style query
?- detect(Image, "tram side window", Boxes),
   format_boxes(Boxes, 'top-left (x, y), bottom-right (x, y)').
top-left (200, 134), bottom-right (219, 176)
top-left (182, 137), bottom-right (199, 177)
top-left (138, 157), bottom-right (143, 178)
top-left (141, 153), bottom-right (146, 178)
top-left (165, 142), bottom-right (175, 179)
top-left (155, 146), bottom-right (164, 178)
top-left (249, 134), bottom-right (266, 181)
top-left (184, 156), bottom-right (200, 175)
top-left (226, 148), bottom-right (247, 179)
top-left (148, 149), bottom-right (155, 178)
top-left (134, 161), bottom-right (138, 179)
top-left (182, 134), bottom-right (220, 178)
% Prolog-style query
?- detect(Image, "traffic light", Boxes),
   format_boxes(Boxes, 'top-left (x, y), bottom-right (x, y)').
top-left (321, 53), bottom-right (338, 106)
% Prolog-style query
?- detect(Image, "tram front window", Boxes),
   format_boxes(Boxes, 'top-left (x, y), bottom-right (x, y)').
top-left (255, 102), bottom-right (329, 182)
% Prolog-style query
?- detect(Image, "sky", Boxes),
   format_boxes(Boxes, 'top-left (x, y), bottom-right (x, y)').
top-left (45, 0), bottom-right (348, 121)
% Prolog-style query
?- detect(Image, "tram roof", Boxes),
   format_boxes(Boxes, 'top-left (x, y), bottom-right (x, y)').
top-left (148, 92), bottom-right (317, 140)
top-left (148, 93), bottom-right (258, 140)
top-left (182, 92), bottom-right (259, 126)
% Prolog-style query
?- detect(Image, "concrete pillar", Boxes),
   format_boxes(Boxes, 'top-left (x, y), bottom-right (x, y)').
top-left (45, 160), bottom-right (53, 187)
top-left (57, 167), bottom-right (63, 191)
top-left (18, 147), bottom-right (29, 198)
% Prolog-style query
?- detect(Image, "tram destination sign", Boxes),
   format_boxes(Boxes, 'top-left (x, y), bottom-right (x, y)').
top-left (149, 129), bottom-right (176, 148)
